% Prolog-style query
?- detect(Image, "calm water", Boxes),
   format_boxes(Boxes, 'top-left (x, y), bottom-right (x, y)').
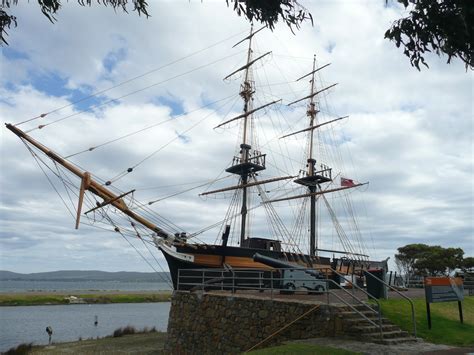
top-left (0, 280), bottom-right (172, 293)
top-left (0, 302), bottom-right (171, 352)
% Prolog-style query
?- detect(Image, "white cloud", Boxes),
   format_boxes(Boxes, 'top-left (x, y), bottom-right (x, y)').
top-left (0, 0), bottom-right (472, 273)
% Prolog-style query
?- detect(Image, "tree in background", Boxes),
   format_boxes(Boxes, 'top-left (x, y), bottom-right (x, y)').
top-left (396, 244), bottom-right (467, 278)
top-left (395, 243), bottom-right (431, 282)
top-left (462, 257), bottom-right (474, 271)
top-left (1, 1), bottom-right (472, 69)
top-left (414, 246), bottom-right (464, 276)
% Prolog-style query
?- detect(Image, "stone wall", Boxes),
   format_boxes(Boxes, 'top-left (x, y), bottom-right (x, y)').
top-left (165, 291), bottom-right (347, 354)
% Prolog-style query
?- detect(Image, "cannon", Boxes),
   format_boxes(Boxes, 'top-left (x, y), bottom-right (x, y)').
top-left (253, 253), bottom-right (326, 292)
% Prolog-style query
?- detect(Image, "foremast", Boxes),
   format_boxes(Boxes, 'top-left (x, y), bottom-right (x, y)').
top-left (209, 27), bottom-right (283, 246)
top-left (236, 26), bottom-right (257, 246)
top-left (306, 56), bottom-right (320, 257)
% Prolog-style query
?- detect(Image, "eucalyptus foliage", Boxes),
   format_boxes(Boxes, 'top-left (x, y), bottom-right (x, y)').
top-left (385, 0), bottom-right (473, 70)
top-left (395, 243), bottom-right (468, 277)
top-left (0, 0), bottom-right (472, 70)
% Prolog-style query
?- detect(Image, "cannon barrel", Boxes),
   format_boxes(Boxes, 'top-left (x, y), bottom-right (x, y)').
top-left (253, 253), bottom-right (304, 269)
top-left (253, 253), bottom-right (322, 278)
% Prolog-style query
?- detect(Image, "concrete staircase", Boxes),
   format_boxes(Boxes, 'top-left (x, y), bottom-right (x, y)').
top-left (339, 305), bottom-right (417, 345)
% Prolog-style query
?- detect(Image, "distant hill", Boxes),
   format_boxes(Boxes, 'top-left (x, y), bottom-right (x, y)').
top-left (0, 270), bottom-right (170, 282)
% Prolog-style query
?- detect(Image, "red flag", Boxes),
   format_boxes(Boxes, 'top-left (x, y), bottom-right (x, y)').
top-left (341, 177), bottom-right (355, 187)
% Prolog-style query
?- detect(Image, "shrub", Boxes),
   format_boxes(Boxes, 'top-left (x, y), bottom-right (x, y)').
top-left (4, 343), bottom-right (33, 355)
top-left (113, 325), bottom-right (137, 337)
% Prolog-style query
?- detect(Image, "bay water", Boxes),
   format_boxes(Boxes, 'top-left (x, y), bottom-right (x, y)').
top-left (0, 279), bottom-right (172, 293)
top-left (0, 302), bottom-right (171, 352)
top-left (0, 279), bottom-right (172, 352)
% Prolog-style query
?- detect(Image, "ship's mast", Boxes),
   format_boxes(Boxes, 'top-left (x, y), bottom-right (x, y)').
top-left (307, 55), bottom-right (318, 256)
top-left (212, 26), bottom-right (278, 247)
top-left (238, 26), bottom-right (254, 245)
top-left (271, 56), bottom-right (357, 257)
top-left (294, 55), bottom-right (333, 256)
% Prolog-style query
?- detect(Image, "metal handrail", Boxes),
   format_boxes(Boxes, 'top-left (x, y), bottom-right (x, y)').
top-left (364, 271), bottom-right (417, 337)
top-left (324, 278), bottom-right (383, 339)
top-left (176, 267), bottom-right (384, 339)
top-left (280, 265), bottom-right (385, 334)
top-left (326, 267), bottom-right (381, 313)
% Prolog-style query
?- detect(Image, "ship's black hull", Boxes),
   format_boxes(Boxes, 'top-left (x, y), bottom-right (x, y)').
top-left (158, 242), bottom-right (331, 289)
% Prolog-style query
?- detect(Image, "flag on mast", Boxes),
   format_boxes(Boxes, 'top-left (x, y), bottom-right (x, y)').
top-left (341, 177), bottom-right (355, 187)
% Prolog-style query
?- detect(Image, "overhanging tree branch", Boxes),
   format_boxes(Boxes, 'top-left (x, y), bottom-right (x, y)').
top-left (1, 0), bottom-right (472, 71)
top-left (385, 0), bottom-right (473, 70)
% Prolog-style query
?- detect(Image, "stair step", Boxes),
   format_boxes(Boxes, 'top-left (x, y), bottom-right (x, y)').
top-left (349, 324), bottom-right (400, 333)
top-left (339, 310), bottom-right (379, 317)
top-left (358, 330), bottom-right (409, 340)
top-left (344, 316), bottom-right (391, 324)
top-left (374, 337), bottom-right (417, 345)
top-left (340, 305), bottom-right (380, 313)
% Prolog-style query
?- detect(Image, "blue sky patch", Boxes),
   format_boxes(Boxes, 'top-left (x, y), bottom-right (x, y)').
top-left (2, 47), bottom-right (29, 61)
top-left (152, 95), bottom-right (184, 117)
top-left (400, 103), bottom-right (421, 112)
top-left (325, 41), bottom-right (336, 54)
top-left (29, 72), bottom-right (105, 112)
top-left (175, 130), bottom-right (191, 144)
top-left (102, 47), bottom-right (127, 74)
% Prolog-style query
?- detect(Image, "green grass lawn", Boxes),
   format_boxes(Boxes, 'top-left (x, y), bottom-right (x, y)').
top-left (379, 296), bottom-right (473, 346)
top-left (248, 343), bottom-right (360, 354)
top-left (0, 292), bottom-right (172, 306)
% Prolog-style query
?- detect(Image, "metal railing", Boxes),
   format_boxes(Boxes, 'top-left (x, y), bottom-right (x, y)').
top-left (177, 267), bottom-right (384, 339)
top-left (364, 271), bottom-right (417, 337)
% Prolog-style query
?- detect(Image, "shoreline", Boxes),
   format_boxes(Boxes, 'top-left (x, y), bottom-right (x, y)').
top-left (5, 332), bottom-right (169, 354)
top-left (0, 290), bottom-right (173, 306)
top-left (7, 333), bottom-right (469, 355)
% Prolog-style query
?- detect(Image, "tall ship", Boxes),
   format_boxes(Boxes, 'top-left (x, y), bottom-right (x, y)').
top-left (6, 28), bottom-right (384, 288)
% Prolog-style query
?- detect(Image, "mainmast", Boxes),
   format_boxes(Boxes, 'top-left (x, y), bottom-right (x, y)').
top-left (267, 56), bottom-right (358, 257)
top-left (293, 55), bottom-right (334, 256)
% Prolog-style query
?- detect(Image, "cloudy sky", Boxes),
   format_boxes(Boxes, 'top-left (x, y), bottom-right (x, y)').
top-left (0, 0), bottom-right (472, 273)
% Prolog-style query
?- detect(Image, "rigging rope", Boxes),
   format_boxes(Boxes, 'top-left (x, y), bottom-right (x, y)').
top-left (146, 175), bottom-right (232, 205)
top-left (64, 94), bottom-right (237, 159)
top-left (22, 140), bottom-right (76, 222)
top-left (25, 51), bottom-right (245, 133)
top-left (13, 30), bottom-right (247, 127)
top-left (130, 220), bottom-right (173, 286)
top-left (104, 213), bottom-right (173, 287)
top-left (321, 194), bottom-right (362, 260)
top-left (105, 94), bottom-right (237, 185)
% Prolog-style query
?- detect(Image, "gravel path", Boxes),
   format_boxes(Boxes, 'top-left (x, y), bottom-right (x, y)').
top-left (291, 337), bottom-right (468, 355)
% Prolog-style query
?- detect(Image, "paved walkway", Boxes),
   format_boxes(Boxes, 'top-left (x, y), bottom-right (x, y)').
top-left (292, 337), bottom-right (474, 355)
top-left (208, 287), bottom-right (472, 305)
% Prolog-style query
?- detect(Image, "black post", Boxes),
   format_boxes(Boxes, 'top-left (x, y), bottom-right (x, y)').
top-left (426, 302), bottom-right (432, 329)
top-left (240, 175), bottom-right (248, 245)
top-left (309, 186), bottom-right (316, 256)
top-left (458, 301), bottom-right (463, 324)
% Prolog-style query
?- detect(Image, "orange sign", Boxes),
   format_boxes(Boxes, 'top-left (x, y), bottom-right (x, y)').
top-left (424, 277), bottom-right (463, 286)
top-left (425, 277), bottom-right (464, 303)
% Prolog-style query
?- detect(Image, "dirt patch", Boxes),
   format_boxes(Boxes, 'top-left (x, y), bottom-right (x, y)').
top-left (291, 337), bottom-right (458, 355)
top-left (29, 332), bottom-right (167, 354)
